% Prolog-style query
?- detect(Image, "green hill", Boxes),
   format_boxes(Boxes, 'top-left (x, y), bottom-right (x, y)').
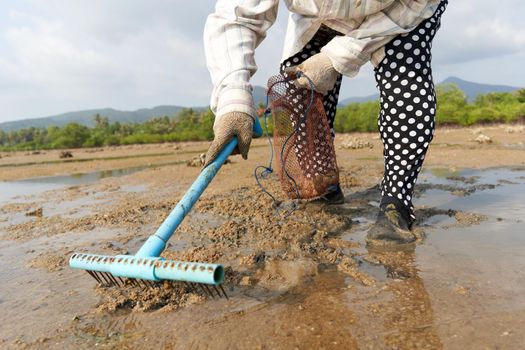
top-left (0, 106), bottom-right (195, 132)
top-left (338, 77), bottom-right (522, 106)
top-left (0, 87), bottom-right (269, 132)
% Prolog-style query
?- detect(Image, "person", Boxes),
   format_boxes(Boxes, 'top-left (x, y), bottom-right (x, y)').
top-left (203, 0), bottom-right (448, 245)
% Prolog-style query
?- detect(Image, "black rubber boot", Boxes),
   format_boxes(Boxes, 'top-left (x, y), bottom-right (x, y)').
top-left (366, 198), bottom-right (416, 246)
top-left (316, 184), bottom-right (345, 205)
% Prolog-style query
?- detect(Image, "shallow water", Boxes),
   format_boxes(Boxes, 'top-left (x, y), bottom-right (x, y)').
top-left (1, 167), bottom-right (525, 348)
top-left (419, 167), bottom-right (525, 221)
top-left (0, 168), bottom-right (135, 205)
top-left (0, 162), bottom-right (182, 205)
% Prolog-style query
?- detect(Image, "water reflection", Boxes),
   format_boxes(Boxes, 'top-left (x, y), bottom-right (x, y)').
top-left (364, 245), bottom-right (442, 349)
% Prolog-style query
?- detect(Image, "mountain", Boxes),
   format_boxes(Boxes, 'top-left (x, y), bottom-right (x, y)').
top-left (338, 93), bottom-right (379, 106)
top-left (252, 86), bottom-right (267, 107)
top-left (338, 77), bottom-right (523, 106)
top-left (0, 105), bottom-right (204, 132)
top-left (441, 76), bottom-right (521, 101)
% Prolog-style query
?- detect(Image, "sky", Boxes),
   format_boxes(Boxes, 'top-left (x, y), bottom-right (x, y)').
top-left (0, 0), bottom-right (524, 123)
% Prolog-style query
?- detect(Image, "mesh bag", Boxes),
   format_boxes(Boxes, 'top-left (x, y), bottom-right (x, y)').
top-left (267, 73), bottom-right (339, 200)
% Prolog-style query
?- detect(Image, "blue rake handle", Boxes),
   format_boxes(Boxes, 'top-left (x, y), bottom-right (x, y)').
top-left (136, 118), bottom-right (263, 258)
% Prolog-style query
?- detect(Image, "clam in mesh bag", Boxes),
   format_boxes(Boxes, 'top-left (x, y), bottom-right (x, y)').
top-left (267, 73), bottom-right (339, 200)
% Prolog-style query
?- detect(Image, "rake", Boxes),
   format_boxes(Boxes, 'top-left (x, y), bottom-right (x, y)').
top-left (69, 119), bottom-right (263, 299)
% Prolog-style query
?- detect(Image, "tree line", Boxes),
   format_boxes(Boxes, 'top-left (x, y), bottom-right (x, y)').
top-left (1, 84), bottom-right (524, 151)
top-left (333, 84), bottom-right (525, 133)
top-left (0, 108), bottom-right (214, 151)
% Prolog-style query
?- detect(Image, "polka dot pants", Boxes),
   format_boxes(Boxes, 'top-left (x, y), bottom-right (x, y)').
top-left (375, 0), bottom-right (447, 218)
top-left (280, 1), bottom-right (448, 217)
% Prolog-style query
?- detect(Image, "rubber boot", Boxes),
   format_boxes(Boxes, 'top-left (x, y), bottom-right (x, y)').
top-left (366, 198), bottom-right (416, 246)
top-left (316, 184), bottom-right (345, 205)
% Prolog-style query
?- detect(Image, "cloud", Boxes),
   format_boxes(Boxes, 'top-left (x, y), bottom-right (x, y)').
top-left (3, 14), bottom-right (116, 89)
top-left (0, 1), bottom-right (215, 121)
top-left (433, 1), bottom-right (525, 65)
top-left (0, 0), bottom-right (523, 122)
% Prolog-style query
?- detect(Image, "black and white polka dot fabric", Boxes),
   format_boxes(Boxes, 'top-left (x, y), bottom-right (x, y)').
top-left (375, 0), bottom-right (447, 217)
top-left (280, 25), bottom-right (343, 138)
top-left (280, 1), bottom-right (447, 216)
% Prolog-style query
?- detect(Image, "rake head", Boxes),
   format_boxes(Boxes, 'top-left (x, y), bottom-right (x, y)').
top-left (67, 118), bottom-right (264, 302)
top-left (69, 253), bottom-right (229, 299)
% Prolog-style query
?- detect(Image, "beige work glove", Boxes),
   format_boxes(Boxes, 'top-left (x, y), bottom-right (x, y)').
top-left (204, 112), bottom-right (253, 168)
top-left (285, 52), bottom-right (339, 95)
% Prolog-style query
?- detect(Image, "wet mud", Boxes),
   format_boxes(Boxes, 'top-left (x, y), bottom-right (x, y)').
top-left (1, 126), bottom-right (525, 349)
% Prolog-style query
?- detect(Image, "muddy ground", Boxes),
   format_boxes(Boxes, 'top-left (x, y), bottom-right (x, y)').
top-left (0, 124), bottom-right (524, 349)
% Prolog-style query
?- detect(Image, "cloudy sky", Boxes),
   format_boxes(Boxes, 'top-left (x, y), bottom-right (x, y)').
top-left (0, 0), bottom-right (524, 122)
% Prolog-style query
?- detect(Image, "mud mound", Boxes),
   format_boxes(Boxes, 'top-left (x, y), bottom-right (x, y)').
top-left (95, 282), bottom-right (205, 313)
top-left (28, 253), bottom-right (67, 272)
top-left (453, 211), bottom-right (488, 226)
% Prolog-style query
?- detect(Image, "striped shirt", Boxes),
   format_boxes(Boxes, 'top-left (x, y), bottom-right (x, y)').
top-left (204, 0), bottom-right (441, 121)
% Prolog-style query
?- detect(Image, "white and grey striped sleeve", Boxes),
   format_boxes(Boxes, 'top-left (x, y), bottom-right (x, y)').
top-left (204, 0), bottom-right (279, 122)
top-left (321, 0), bottom-right (440, 77)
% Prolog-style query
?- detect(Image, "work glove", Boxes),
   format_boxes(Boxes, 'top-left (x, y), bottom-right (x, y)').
top-left (285, 52), bottom-right (339, 95)
top-left (204, 112), bottom-right (254, 168)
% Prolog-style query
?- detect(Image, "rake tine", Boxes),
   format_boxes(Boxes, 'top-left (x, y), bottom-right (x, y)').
top-left (104, 273), bottom-right (116, 286)
top-left (213, 285), bottom-right (222, 299)
top-left (184, 282), bottom-right (195, 293)
top-left (107, 274), bottom-right (121, 287)
top-left (192, 283), bottom-right (202, 295)
top-left (206, 284), bottom-right (217, 298)
top-left (203, 284), bottom-right (215, 299)
top-left (92, 271), bottom-right (104, 284)
top-left (197, 283), bottom-right (210, 296)
top-left (219, 284), bottom-right (229, 300)
top-left (117, 277), bottom-right (126, 285)
top-left (198, 283), bottom-right (211, 298)
top-left (104, 273), bottom-right (115, 286)
top-left (99, 272), bottom-right (112, 286)
top-left (112, 275), bottom-right (122, 287)
top-left (129, 278), bottom-right (139, 287)
top-left (86, 270), bottom-right (102, 284)
top-left (139, 280), bottom-right (149, 289)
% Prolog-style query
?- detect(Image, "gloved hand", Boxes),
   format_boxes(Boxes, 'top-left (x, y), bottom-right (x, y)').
top-left (285, 52), bottom-right (339, 95)
top-left (204, 112), bottom-right (254, 168)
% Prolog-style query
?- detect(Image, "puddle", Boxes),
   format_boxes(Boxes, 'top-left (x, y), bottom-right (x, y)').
top-left (0, 229), bottom-right (123, 346)
top-left (0, 168), bottom-right (138, 205)
top-left (418, 167), bottom-right (525, 220)
top-left (0, 162), bottom-right (181, 205)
